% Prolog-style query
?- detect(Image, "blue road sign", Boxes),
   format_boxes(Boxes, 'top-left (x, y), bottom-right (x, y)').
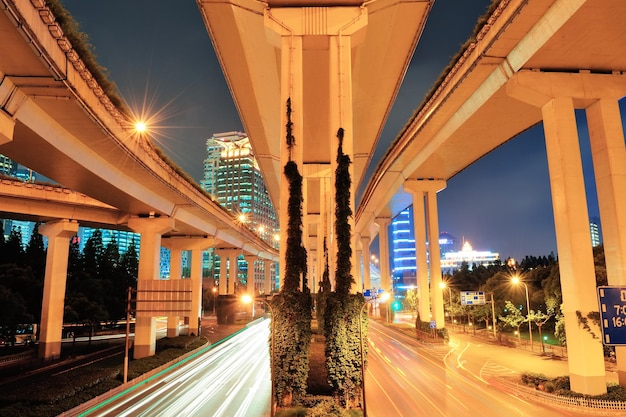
top-left (597, 286), bottom-right (626, 345)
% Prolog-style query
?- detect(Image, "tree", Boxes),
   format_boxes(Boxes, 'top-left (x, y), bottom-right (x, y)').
top-left (528, 297), bottom-right (557, 354)
top-left (5, 226), bottom-right (25, 265)
top-left (405, 288), bottom-right (419, 318)
top-left (25, 222), bottom-right (46, 278)
top-left (499, 300), bottom-right (525, 344)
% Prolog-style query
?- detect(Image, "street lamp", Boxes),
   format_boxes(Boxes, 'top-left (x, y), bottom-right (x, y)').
top-left (212, 287), bottom-right (218, 316)
top-left (242, 294), bottom-right (275, 417)
top-left (512, 276), bottom-right (533, 351)
top-left (358, 301), bottom-right (370, 417)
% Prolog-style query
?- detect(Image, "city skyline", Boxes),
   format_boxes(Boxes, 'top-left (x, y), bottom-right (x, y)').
top-left (56, 0), bottom-right (617, 262)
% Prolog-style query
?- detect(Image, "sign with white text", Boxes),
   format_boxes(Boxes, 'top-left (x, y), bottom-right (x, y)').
top-left (598, 286), bottom-right (626, 345)
top-left (460, 291), bottom-right (485, 306)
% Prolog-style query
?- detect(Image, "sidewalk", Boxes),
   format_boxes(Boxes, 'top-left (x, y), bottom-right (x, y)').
top-left (390, 314), bottom-right (619, 385)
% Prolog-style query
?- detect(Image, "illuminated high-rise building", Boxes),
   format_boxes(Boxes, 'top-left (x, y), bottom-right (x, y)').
top-left (201, 132), bottom-right (279, 290)
top-left (590, 216), bottom-right (602, 247)
top-left (201, 131), bottom-right (278, 242)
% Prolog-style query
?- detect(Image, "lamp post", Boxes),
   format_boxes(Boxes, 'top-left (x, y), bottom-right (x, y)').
top-left (242, 294), bottom-right (275, 417)
top-left (358, 301), bottom-right (370, 417)
top-left (512, 276), bottom-right (533, 351)
top-left (212, 287), bottom-right (218, 316)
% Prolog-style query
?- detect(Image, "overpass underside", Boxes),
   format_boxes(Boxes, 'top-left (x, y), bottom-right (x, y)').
top-left (198, 0), bottom-right (434, 292)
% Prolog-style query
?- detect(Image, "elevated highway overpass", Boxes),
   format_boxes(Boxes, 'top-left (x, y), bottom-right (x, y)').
top-left (353, 0), bottom-right (626, 395)
top-left (0, 0), bottom-right (624, 397)
top-left (201, 0), bottom-right (626, 395)
top-left (0, 0), bottom-right (276, 360)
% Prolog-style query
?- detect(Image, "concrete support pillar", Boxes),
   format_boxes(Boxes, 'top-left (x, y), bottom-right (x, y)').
top-left (276, 32), bottom-right (304, 291)
top-left (217, 250), bottom-right (227, 295)
top-left (375, 217), bottom-right (392, 293)
top-left (507, 71), bottom-right (620, 395)
top-left (355, 234), bottom-right (363, 292)
top-left (189, 248), bottom-right (204, 336)
top-left (228, 252), bottom-right (238, 294)
top-left (263, 260), bottom-right (272, 294)
top-left (128, 216), bottom-right (174, 359)
top-left (405, 179), bottom-right (446, 327)
top-left (360, 236), bottom-right (371, 291)
top-left (409, 188), bottom-right (430, 322)
top-left (426, 189), bottom-right (445, 328)
top-left (245, 255), bottom-right (258, 295)
top-left (38, 219), bottom-right (79, 360)
top-left (162, 238), bottom-right (212, 337)
top-left (542, 97), bottom-right (606, 394)
top-left (167, 248), bottom-right (182, 337)
top-left (586, 98), bottom-right (626, 384)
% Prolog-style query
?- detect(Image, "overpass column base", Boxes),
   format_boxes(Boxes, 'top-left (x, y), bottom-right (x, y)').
top-left (38, 219), bottom-right (79, 360)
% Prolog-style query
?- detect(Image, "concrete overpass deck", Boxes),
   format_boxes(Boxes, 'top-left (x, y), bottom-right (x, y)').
top-left (0, 0), bottom-right (276, 258)
top-left (356, 0), bottom-right (626, 232)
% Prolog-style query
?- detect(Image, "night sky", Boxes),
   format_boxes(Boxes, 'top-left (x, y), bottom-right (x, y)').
top-left (59, 0), bottom-right (614, 262)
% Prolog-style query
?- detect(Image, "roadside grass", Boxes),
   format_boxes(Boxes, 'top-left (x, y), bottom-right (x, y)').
top-left (0, 336), bottom-right (207, 417)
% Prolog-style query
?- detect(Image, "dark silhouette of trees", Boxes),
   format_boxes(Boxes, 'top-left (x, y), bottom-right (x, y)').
top-left (0, 223), bottom-right (139, 337)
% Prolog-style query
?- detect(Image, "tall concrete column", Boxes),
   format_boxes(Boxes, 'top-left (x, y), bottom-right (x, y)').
top-left (167, 248), bottom-right (182, 337)
top-left (265, 16), bottom-right (304, 291)
top-left (360, 235), bottom-right (371, 291)
top-left (507, 71), bottom-right (614, 395)
top-left (245, 255), bottom-right (258, 295)
top-left (405, 179), bottom-right (446, 326)
top-left (586, 98), bottom-right (626, 385)
top-left (228, 252), bottom-right (238, 294)
top-left (542, 97), bottom-right (606, 394)
top-left (426, 187), bottom-right (445, 328)
top-left (128, 216), bottom-right (174, 359)
top-left (217, 250), bottom-right (227, 295)
top-left (189, 248), bottom-right (204, 336)
top-left (38, 219), bottom-right (79, 360)
top-left (407, 187), bottom-right (430, 322)
top-left (263, 260), bottom-right (272, 294)
top-left (328, 15), bottom-right (366, 293)
top-left (375, 217), bottom-right (392, 293)
top-left (355, 234), bottom-right (363, 292)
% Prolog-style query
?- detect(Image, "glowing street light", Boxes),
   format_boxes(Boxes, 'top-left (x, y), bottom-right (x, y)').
top-left (512, 275), bottom-right (533, 351)
top-left (134, 120), bottom-right (147, 133)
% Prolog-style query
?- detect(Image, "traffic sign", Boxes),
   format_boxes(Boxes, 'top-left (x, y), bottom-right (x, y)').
top-left (460, 291), bottom-right (486, 305)
top-left (598, 286), bottom-right (626, 345)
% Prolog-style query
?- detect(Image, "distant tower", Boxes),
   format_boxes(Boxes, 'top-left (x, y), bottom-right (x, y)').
top-left (589, 216), bottom-right (603, 247)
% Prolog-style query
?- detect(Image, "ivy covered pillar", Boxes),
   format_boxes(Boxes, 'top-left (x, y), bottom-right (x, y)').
top-left (128, 216), bottom-right (174, 359)
top-left (39, 219), bottom-right (79, 360)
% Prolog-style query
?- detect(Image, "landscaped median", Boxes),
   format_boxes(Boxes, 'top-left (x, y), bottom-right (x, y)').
top-left (490, 373), bottom-right (626, 415)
